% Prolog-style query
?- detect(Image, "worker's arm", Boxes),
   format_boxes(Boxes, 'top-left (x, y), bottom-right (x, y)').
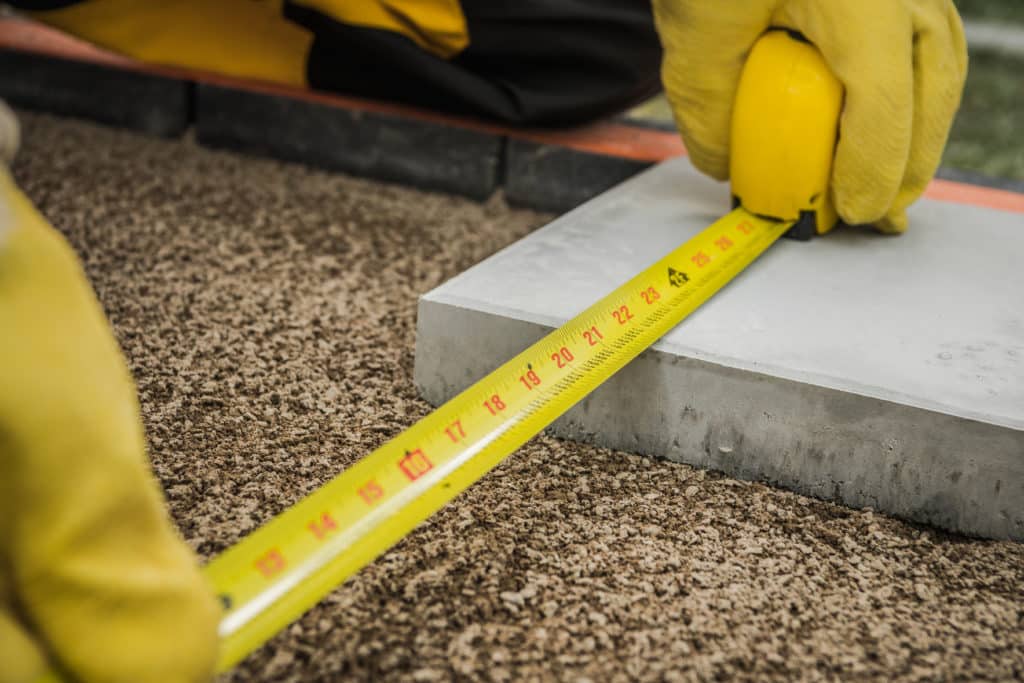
top-left (0, 102), bottom-right (219, 683)
top-left (653, 0), bottom-right (968, 233)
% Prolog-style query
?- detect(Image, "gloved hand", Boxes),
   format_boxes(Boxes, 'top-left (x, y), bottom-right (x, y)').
top-left (653, 0), bottom-right (968, 233)
top-left (0, 105), bottom-right (219, 683)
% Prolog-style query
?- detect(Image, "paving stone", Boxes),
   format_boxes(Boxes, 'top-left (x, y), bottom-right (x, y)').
top-left (504, 137), bottom-right (652, 213)
top-left (195, 83), bottom-right (503, 200)
top-left (415, 157), bottom-right (1024, 540)
top-left (0, 49), bottom-right (189, 137)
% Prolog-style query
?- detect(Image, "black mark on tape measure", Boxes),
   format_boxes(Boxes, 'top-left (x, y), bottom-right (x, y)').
top-left (668, 268), bottom-right (690, 288)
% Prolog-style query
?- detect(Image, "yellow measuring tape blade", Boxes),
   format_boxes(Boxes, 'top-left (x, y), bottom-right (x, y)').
top-left (203, 207), bottom-right (792, 669)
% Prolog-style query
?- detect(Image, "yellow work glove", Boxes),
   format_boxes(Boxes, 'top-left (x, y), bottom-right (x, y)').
top-left (653, 0), bottom-right (968, 233)
top-left (0, 106), bottom-right (219, 682)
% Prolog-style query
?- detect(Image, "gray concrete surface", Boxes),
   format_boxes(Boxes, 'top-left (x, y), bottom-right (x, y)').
top-left (414, 158), bottom-right (1024, 540)
top-left (964, 19), bottom-right (1024, 57)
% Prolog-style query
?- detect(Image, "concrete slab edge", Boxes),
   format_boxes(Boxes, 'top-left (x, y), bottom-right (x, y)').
top-left (415, 299), bottom-right (1024, 542)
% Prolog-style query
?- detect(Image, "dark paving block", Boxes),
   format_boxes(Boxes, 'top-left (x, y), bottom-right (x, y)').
top-left (504, 137), bottom-right (652, 213)
top-left (0, 49), bottom-right (189, 137)
top-left (195, 83), bottom-right (502, 201)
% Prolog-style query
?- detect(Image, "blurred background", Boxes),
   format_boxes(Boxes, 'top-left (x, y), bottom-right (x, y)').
top-left (629, 0), bottom-right (1024, 188)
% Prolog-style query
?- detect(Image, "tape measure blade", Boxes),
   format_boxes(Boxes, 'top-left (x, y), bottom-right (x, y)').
top-left (205, 208), bottom-right (791, 670)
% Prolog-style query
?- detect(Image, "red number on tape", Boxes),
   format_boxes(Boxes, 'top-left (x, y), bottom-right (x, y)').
top-left (307, 512), bottom-right (339, 540)
top-left (612, 305), bottom-right (634, 325)
top-left (519, 369), bottom-right (541, 390)
top-left (552, 347), bottom-right (574, 368)
top-left (640, 286), bottom-right (660, 305)
top-left (483, 395), bottom-right (506, 415)
top-left (715, 236), bottom-right (733, 251)
top-left (583, 326), bottom-right (604, 346)
top-left (358, 479), bottom-right (384, 505)
top-left (398, 448), bottom-right (433, 481)
top-left (691, 251), bottom-right (711, 268)
top-left (444, 419), bottom-right (466, 443)
top-left (255, 549), bottom-right (286, 578)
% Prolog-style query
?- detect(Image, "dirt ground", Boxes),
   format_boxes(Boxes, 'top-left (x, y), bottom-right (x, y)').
top-left (12, 111), bottom-right (1024, 682)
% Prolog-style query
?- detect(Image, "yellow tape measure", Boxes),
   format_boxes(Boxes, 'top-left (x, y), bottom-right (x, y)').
top-left (205, 208), bottom-right (793, 669)
top-left (204, 29), bottom-right (845, 669)
top-left (36, 29), bottom-right (841, 682)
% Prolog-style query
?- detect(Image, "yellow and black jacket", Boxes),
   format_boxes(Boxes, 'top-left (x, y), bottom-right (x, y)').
top-left (13, 0), bottom-right (662, 125)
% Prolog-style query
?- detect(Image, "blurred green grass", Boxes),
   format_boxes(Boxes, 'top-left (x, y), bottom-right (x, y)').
top-left (948, 0), bottom-right (1024, 180)
top-left (955, 0), bottom-right (1024, 24)
top-left (629, 48), bottom-right (1024, 183)
top-left (943, 51), bottom-right (1024, 181)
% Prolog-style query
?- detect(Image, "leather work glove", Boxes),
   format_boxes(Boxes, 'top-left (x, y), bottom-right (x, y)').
top-left (653, 0), bottom-right (968, 233)
top-left (0, 103), bottom-right (219, 683)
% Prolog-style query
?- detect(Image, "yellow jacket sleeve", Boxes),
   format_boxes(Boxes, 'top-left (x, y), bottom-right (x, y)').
top-left (0, 167), bottom-right (219, 683)
top-left (22, 0), bottom-right (469, 86)
top-left (22, 0), bottom-right (313, 86)
top-left (290, 0), bottom-right (468, 58)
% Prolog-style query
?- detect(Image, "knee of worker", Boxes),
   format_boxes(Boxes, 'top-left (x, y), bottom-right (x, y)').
top-left (296, 0), bottom-right (663, 126)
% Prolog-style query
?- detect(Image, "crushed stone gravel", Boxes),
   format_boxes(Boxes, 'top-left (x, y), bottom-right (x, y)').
top-left (12, 111), bottom-right (1024, 682)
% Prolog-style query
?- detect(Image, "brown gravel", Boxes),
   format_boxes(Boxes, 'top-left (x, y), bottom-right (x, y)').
top-left (12, 111), bottom-right (1024, 682)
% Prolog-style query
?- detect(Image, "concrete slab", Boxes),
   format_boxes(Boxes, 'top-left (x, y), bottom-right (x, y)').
top-left (414, 157), bottom-right (1024, 540)
top-left (964, 19), bottom-right (1024, 58)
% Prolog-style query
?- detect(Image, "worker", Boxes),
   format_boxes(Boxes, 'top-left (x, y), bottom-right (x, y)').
top-left (1, 1), bottom-right (967, 680)
top-left (10, 0), bottom-right (968, 233)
